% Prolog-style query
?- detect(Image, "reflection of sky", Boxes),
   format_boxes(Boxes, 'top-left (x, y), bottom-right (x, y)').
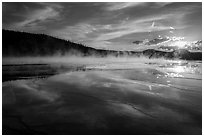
top-left (172, 66), bottom-right (186, 73)
top-left (165, 64), bottom-right (202, 75)
top-left (3, 68), bottom-right (202, 134)
top-left (2, 2), bottom-right (202, 50)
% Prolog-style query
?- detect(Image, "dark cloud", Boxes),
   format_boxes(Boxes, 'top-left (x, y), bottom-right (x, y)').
top-left (2, 2), bottom-right (202, 50)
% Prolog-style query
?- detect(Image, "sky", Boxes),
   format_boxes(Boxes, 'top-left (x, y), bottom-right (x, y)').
top-left (2, 2), bottom-right (202, 50)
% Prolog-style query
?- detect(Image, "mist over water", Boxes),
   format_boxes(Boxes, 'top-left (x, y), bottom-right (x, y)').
top-left (3, 56), bottom-right (178, 65)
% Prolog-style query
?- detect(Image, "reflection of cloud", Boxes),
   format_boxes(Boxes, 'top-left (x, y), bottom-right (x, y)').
top-left (2, 62), bottom-right (201, 134)
top-left (173, 66), bottom-right (185, 73)
top-left (12, 82), bottom-right (59, 102)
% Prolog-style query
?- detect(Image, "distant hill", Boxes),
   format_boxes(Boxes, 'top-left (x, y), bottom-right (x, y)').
top-left (2, 29), bottom-right (111, 57)
top-left (2, 29), bottom-right (202, 60)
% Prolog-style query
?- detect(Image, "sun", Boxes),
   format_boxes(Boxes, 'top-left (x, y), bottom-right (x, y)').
top-left (174, 41), bottom-right (187, 48)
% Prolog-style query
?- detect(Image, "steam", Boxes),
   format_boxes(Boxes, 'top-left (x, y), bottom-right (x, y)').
top-left (3, 55), bottom-right (178, 68)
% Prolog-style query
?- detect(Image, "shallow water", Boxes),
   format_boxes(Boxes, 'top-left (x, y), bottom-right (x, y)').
top-left (2, 60), bottom-right (202, 135)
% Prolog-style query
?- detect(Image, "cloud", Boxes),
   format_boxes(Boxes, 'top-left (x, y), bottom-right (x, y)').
top-left (38, 2), bottom-right (64, 9)
top-left (105, 2), bottom-right (172, 11)
top-left (14, 4), bottom-right (63, 29)
top-left (105, 2), bottom-right (144, 11)
top-left (151, 2), bottom-right (172, 8)
top-left (51, 23), bottom-right (98, 42)
top-left (94, 14), bottom-right (178, 41)
top-left (51, 12), bottom-right (188, 49)
top-left (88, 41), bottom-right (114, 49)
top-left (170, 26), bottom-right (175, 30)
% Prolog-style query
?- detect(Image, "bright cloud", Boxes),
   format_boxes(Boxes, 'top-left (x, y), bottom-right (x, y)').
top-left (105, 2), bottom-right (145, 11)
